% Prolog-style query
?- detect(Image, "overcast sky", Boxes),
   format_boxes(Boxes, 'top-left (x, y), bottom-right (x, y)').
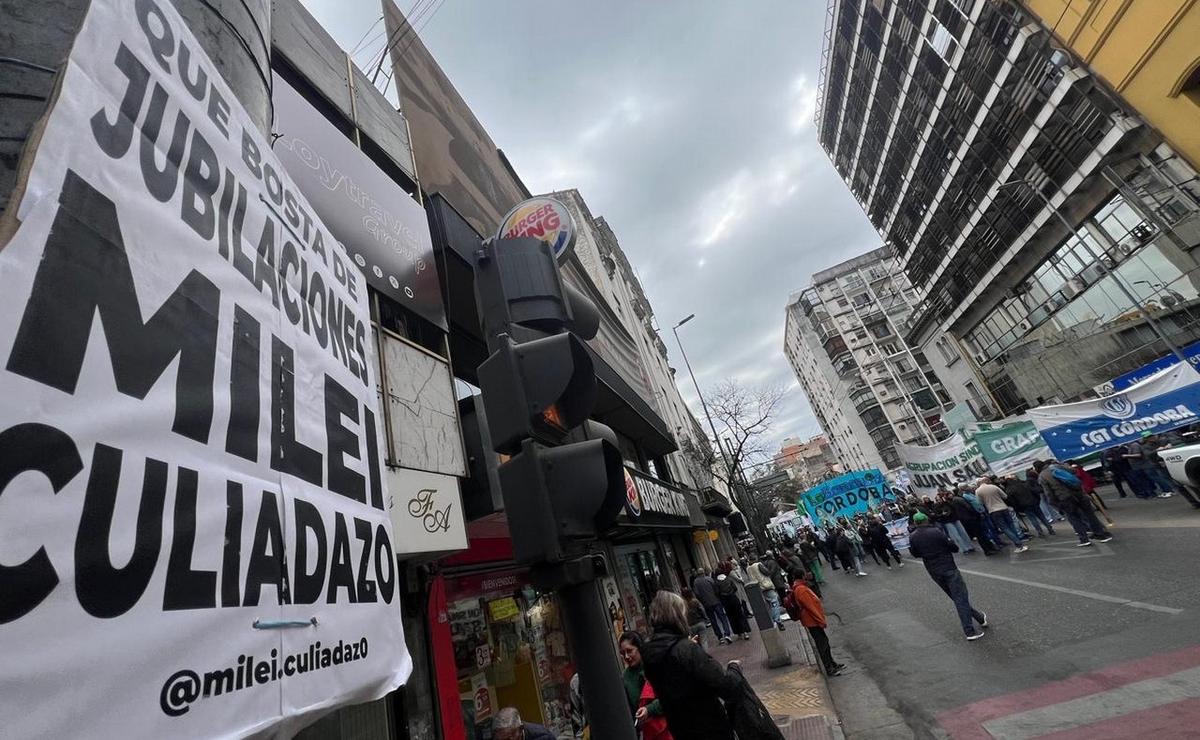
top-left (301, 0), bottom-right (882, 455)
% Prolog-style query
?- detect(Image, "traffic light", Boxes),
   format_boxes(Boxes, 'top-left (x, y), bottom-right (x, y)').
top-left (473, 235), bottom-right (629, 566)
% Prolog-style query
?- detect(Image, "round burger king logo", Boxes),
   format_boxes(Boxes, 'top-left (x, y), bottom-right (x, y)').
top-left (624, 469), bottom-right (642, 518)
top-left (497, 197), bottom-right (577, 264)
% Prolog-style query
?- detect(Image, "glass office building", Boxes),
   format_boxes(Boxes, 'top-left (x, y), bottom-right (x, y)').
top-left (816, 0), bottom-right (1200, 412)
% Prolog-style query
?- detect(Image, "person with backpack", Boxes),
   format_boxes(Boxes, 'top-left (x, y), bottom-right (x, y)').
top-left (790, 572), bottom-right (845, 676)
top-left (1002, 474), bottom-right (1054, 537)
top-left (975, 477), bottom-right (1029, 552)
top-left (1035, 460), bottom-right (1113, 547)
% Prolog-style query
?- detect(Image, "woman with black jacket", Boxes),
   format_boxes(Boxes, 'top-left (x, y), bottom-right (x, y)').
top-left (641, 591), bottom-right (741, 740)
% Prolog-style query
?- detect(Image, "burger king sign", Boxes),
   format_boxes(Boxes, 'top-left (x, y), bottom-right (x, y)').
top-left (496, 197), bottom-right (577, 264)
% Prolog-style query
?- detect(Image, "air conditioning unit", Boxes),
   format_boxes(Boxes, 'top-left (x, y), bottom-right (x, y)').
top-left (1018, 319), bottom-right (1032, 332)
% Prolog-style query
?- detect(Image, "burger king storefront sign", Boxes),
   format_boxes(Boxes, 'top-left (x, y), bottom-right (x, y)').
top-left (496, 197), bottom-right (577, 264)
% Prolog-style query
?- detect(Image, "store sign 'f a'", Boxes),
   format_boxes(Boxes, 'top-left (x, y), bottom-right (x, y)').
top-left (623, 468), bottom-right (642, 518)
top-left (497, 197), bottom-right (577, 264)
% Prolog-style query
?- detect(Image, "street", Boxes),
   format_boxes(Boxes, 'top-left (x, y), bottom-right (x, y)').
top-left (818, 490), bottom-right (1200, 739)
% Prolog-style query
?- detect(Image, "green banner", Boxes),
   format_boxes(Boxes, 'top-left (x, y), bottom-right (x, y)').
top-left (970, 419), bottom-right (1052, 476)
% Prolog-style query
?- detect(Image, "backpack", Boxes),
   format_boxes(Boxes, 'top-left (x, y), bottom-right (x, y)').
top-left (1051, 467), bottom-right (1082, 488)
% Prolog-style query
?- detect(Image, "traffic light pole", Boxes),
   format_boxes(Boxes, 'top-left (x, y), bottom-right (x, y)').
top-left (474, 237), bottom-right (635, 740)
top-left (537, 560), bottom-right (636, 740)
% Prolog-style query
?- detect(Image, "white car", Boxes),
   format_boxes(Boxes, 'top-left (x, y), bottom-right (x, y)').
top-left (1159, 441), bottom-right (1200, 495)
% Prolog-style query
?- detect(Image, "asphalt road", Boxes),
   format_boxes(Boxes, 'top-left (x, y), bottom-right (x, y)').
top-left (817, 488), bottom-right (1200, 739)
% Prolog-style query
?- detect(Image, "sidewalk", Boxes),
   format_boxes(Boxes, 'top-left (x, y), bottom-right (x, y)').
top-left (703, 620), bottom-right (842, 739)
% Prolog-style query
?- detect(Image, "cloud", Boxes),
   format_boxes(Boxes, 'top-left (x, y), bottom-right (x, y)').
top-left (301, 0), bottom-right (882, 457)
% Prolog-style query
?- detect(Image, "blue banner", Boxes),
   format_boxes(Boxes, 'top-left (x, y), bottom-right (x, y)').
top-left (798, 469), bottom-right (892, 525)
top-left (1101, 340), bottom-right (1200, 393)
top-left (1031, 364), bottom-right (1200, 459)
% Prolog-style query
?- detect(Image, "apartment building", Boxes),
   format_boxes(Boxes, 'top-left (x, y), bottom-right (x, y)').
top-left (816, 0), bottom-right (1200, 412)
top-left (773, 435), bottom-right (841, 488)
top-left (784, 246), bottom-right (971, 471)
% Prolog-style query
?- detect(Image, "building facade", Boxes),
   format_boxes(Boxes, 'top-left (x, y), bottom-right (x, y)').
top-left (816, 0), bottom-right (1200, 414)
top-left (1021, 0), bottom-right (1200, 172)
top-left (784, 246), bottom-right (971, 472)
top-left (773, 435), bottom-right (841, 488)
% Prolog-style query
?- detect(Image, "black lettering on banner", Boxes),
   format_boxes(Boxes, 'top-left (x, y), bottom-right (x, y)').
top-left (90, 44), bottom-right (150, 158)
top-left (164, 467), bottom-right (217, 610)
top-left (253, 218), bottom-right (279, 309)
top-left (136, 0), bottom-right (174, 74)
top-left (353, 518), bottom-right (376, 603)
top-left (270, 337), bottom-right (322, 486)
top-left (324, 374), bottom-right (365, 504)
top-left (292, 498), bottom-right (327, 604)
top-left (6, 172), bottom-right (219, 445)
top-left (279, 240), bottom-right (303, 325)
top-left (326, 513), bottom-right (356, 604)
top-left (364, 407), bottom-right (384, 510)
top-left (226, 306), bottom-right (261, 462)
top-left (139, 83), bottom-right (190, 202)
top-left (374, 523), bottom-right (394, 603)
top-left (76, 445), bottom-right (166, 618)
top-left (0, 424), bottom-right (83, 624)
top-left (181, 128), bottom-right (221, 240)
top-left (243, 490), bottom-right (289, 607)
top-left (221, 482), bottom-right (243, 607)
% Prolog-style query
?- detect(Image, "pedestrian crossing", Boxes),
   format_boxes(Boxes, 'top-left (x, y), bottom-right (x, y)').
top-left (937, 645), bottom-right (1200, 738)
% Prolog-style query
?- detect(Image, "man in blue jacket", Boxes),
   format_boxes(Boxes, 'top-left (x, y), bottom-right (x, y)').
top-left (908, 512), bottom-right (989, 641)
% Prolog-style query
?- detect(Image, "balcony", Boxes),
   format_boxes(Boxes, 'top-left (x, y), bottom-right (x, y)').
top-left (699, 486), bottom-right (734, 518)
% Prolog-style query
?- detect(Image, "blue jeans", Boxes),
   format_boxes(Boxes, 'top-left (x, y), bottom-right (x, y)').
top-left (930, 570), bottom-right (985, 635)
top-left (940, 521), bottom-right (974, 552)
top-left (704, 603), bottom-right (732, 639)
top-left (763, 588), bottom-right (782, 623)
top-left (990, 510), bottom-right (1026, 546)
top-left (1017, 505), bottom-right (1054, 536)
top-left (1128, 467), bottom-right (1155, 498)
top-left (1147, 466), bottom-right (1176, 494)
top-left (1039, 498), bottom-right (1062, 520)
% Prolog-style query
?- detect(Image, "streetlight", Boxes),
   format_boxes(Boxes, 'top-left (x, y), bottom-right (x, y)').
top-left (995, 178), bottom-right (1186, 363)
top-left (672, 314), bottom-right (733, 472)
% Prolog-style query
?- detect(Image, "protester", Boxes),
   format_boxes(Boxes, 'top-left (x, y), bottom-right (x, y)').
top-left (948, 490), bottom-right (997, 554)
top-left (798, 533), bottom-right (824, 584)
top-left (1002, 474), bottom-right (1054, 537)
top-left (1067, 459), bottom-right (1115, 525)
top-left (1141, 433), bottom-right (1180, 499)
top-left (790, 572), bottom-right (845, 676)
top-left (1027, 469), bottom-right (1063, 522)
top-left (619, 631), bottom-right (672, 739)
top-left (716, 572), bottom-right (752, 640)
top-left (747, 556), bottom-right (784, 629)
top-left (1103, 445), bottom-right (1133, 498)
top-left (692, 570), bottom-right (733, 645)
top-left (865, 516), bottom-right (903, 568)
top-left (843, 521), bottom-right (870, 570)
top-left (642, 591), bottom-right (740, 740)
top-left (976, 477), bottom-right (1029, 552)
top-left (1123, 436), bottom-right (1159, 498)
top-left (831, 527), bottom-right (866, 577)
top-left (494, 708), bottom-right (557, 740)
top-left (933, 490), bottom-right (975, 552)
top-left (1036, 460), bottom-right (1113, 547)
top-left (907, 512), bottom-right (989, 641)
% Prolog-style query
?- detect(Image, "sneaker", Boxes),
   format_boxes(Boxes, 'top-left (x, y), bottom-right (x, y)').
top-left (827, 667), bottom-right (843, 676)
top-left (886, 565), bottom-right (892, 570)
top-left (966, 631), bottom-right (985, 641)
top-left (742, 633), bottom-right (752, 640)
top-left (1158, 492), bottom-right (1174, 498)
top-left (897, 561), bottom-right (903, 567)
top-left (978, 612), bottom-right (989, 628)
top-left (856, 571), bottom-right (868, 577)
top-left (1095, 535), bottom-right (1113, 543)
top-left (1014, 546), bottom-right (1029, 553)
top-left (1076, 541), bottom-right (1094, 547)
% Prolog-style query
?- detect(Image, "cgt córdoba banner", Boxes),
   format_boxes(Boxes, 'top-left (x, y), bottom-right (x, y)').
top-left (0, 1), bottom-right (409, 737)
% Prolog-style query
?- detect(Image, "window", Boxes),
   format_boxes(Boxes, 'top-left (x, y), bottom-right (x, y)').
top-left (935, 336), bottom-right (958, 364)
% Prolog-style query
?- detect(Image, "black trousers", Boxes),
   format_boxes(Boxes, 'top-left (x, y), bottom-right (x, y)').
top-left (807, 626), bottom-right (837, 671)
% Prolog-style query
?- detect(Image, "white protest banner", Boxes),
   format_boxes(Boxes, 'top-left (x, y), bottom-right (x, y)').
top-left (896, 434), bottom-right (990, 497)
top-left (1029, 363), bottom-right (1200, 460)
top-left (0, 2), bottom-right (409, 737)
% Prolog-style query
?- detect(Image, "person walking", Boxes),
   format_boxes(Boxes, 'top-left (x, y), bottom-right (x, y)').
top-left (865, 516), bottom-right (902, 568)
top-left (798, 533), bottom-right (824, 585)
top-left (1123, 437), bottom-right (1159, 498)
top-left (748, 556), bottom-right (784, 629)
top-left (618, 631), bottom-right (672, 740)
top-left (1103, 445), bottom-right (1132, 498)
top-left (1036, 460), bottom-right (1113, 547)
top-left (1027, 469), bottom-right (1063, 523)
top-left (832, 527), bottom-right (866, 576)
top-left (681, 587), bottom-right (709, 645)
top-left (976, 478), bottom-right (1029, 552)
top-left (790, 572), bottom-right (845, 676)
top-left (933, 490), bottom-right (975, 552)
top-left (907, 512), bottom-right (989, 641)
top-left (1002, 474), bottom-right (1055, 537)
top-left (642, 591), bottom-right (741, 740)
top-left (1141, 433), bottom-right (1179, 499)
top-left (949, 490), bottom-right (998, 554)
top-left (716, 572), bottom-right (751, 640)
top-left (1068, 460), bottom-right (1115, 525)
top-left (693, 570), bottom-right (733, 645)
top-left (843, 521), bottom-right (870, 571)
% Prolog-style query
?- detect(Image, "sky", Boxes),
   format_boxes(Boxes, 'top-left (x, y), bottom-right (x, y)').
top-left (301, 0), bottom-right (883, 454)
